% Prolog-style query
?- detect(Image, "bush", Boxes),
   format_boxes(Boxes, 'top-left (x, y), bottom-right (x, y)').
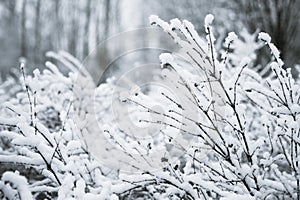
top-left (98, 15), bottom-right (300, 199)
top-left (0, 15), bottom-right (299, 200)
top-left (0, 52), bottom-right (118, 199)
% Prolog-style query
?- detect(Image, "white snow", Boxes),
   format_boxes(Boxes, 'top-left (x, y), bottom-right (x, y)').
top-left (149, 15), bottom-right (159, 25)
top-left (204, 14), bottom-right (214, 32)
top-left (225, 32), bottom-right (238, 46)
top-left (170, 18), bottom-right (182, 29)
top-left (258, 32), bottom-right (271, 43)
top-left (0, 13), bottom-right (300, 200)
top-left (220, 194), bottom-right (255, 200)
top-left (2, 171), bottom-right (33, 199)
top-left (159, 53), bottom-right (174, 65)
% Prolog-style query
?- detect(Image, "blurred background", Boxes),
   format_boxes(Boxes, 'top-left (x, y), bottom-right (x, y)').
top-left (0, 0), bottom-right (299, 80)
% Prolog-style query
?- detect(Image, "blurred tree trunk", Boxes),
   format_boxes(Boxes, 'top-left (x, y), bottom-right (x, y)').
top-left (69, 1), bottom-right (78, 57)
top-left (115, 0), bottom-right (121, 32)
top-left (55, 0), bottom-right (60, 51)
top-left (7, 0), bottom-right (16, 18)
top-left (20, 0), bottom-right (27, 58)
top-left (34, 0), bottom-right (41, 64)
top-left (95, 0), bottom-right (111, 74)
top-left (104, 0), bottom-right (111, 39)
top-left (95, 0), bottom-right (101, 44)
top-left (83, 0), bottom-right (92, 58)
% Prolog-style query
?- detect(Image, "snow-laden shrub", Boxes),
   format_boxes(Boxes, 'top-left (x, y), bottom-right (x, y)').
top-left (98, 15), bottom-right (300, 199)
top-left (0, 14), bottom-right (299, 200)
top-left (223, 29), bottom-right (262, 67)
top-left (0, 52), bottom-right (119, 199)
top-left (0, 171), bottom-right (32, 199)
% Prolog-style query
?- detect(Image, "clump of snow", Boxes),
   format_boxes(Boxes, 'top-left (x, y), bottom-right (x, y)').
top-left (225, 32), bottom-right (238, 46)
top-left (258, 32), bottom-right (284, 67)
top-left (269, 43), bottom-right (281, 61)
top-left (258, 32), bottom-right (271, 43)
top-left (170, 18), bottom-right (182, 29)
top-left (2, 171), bottom-right (33, 199)
top-left (204, 14), bottom-right (214, 32)
top-left (159, 53), bottom-right (174, 66)
top-left (149, 15), bottom-right (159, 25)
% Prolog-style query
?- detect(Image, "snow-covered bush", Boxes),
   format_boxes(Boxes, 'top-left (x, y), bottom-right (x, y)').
top-left (97, 15), bottom-right (300, 199)
top-left (0, 171), bottom-right (32, 199)
top-left (0, 52), bottom-right (119, 199)
top-left (0, 14), bottom-right (299, 200)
